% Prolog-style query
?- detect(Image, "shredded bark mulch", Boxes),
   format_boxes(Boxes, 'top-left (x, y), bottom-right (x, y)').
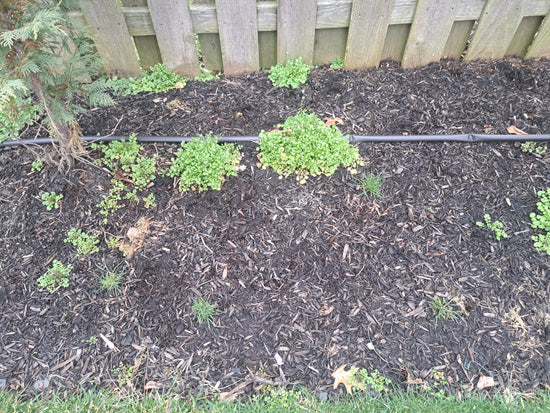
top-left (1, 57), bottom-right (549, 398)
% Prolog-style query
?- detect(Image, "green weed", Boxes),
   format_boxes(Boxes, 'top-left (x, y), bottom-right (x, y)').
top-left (431, 297), bottom-right (461, 328)
top-left (168, 135), bottom-right (242, 192)
top-left (330, 57), bottom-right (345, 69)
top-left (106, 63), bottom-right (188, 96)
top-left (0, 97), bottom-right (40, 142)
top-left (192, 298), bottom-right (219, 325)
top-left (31, 158), bottom-right (44, 173)
top-left (37, 260), bottom-right (72, 292)
top-left (476, 214), bottom-right (508, 241)
top-left (258, 111), bottom-right (363, 183)
top-left (268, 57), bottom-right (312, 89)
top-left (530, 188), bottom-right (550, 254)
top-left (521, 141), bottom-right (546, 155)
top-left (95, 261), bottom-right (128, 294)
top-left (356, 172), bottom-right (383, 198)
top-left (194, 67), bottom-right (220, 82)
top-left (65, 228), bottom-right (100, 257)
top-left (41, 191), bottom-right (63, 210)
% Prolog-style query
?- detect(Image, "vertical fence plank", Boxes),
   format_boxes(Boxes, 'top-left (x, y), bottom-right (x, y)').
top-left (277, 0), bottom-right (317, 64)
top-left (81, 0), bottom-right (141, 77)
top-left (465, 0), bottom-right (525, 61)
top-left (344, 0), bottom-right (394, 69)
top-left (121, 0), bottom-right (162, 68)
top-left (215, 0), bottom-right (259, 76)
top-left (148, 0), bottom-right (200, 77)
top-left (526, 13), bottom-right (550, 58)
top-left (402, 0), bottom-right (457, 68)
top-left (381, 24), bottom-right (410, 62)
top-left (506, 16), bottom-right (545, 57)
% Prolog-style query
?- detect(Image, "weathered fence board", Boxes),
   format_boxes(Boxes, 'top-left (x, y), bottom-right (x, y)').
top-left (526, 13), bottom-right (550, 58)
top-left (77, 0), bottom-right (550, 77)
top-left (465, 0), bottom-right (526, 61)
top-left (345, 0), bottom-right (394, 69)
top-left (80, 0), bottom-right (141, 77)
top-left (277, 0), bottom-right (317, 64)
top-left (215, 0), bottom-right (259, 75)
top-left (122, 0), bottom-right (161, 69)
top-left (402, 0), bottom-right (457, 68)
top-left (148, 0), bottom-right (200, 78)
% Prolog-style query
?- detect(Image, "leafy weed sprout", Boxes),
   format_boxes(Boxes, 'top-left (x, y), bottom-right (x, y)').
top-left (330, 57), bottom-right (345, 69)
top-left (431, 297), bottom-right (461, 328)
top-left (192, 298), bottom-right (219, 325)
top-left (356, 172), bottom-right (383, 198)
top-left (95, 261), bottom-right (128, 294)
top-left (350, 368), bottom-right (392, 393)
top-left (41, 191), bottom-right (63, 210)
top-left (268, 57), bottom-right (312, 89)
top-left (530, 188), bottom-right (550, 254)
top-left (37, 260), bottom-right (72, 292)
top-left (31, 158), bottom-right (44, 173)
top-left (521, 141), bottom-right (546, 155)
top-left (65, 228), bottom-right (100, 257)
top-left (194, 67), bottom-right (220, 82)
top-left (106, 63), bottom-right (187, 96)
top-left (0, 97), bottom-right (40, 142)
top-left (476, 214), bottom-right (508, 241)
top-left (258, 111), bottom-right (363, 183)
top-left (168, 135), bottom-right (242, 192)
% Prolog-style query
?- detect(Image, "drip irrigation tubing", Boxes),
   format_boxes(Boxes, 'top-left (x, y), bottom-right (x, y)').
top-left (1, 134), bottom-right (550, 148)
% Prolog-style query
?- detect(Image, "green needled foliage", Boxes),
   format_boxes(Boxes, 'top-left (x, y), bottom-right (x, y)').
top-left (0, 0), bottom-right (113, 168)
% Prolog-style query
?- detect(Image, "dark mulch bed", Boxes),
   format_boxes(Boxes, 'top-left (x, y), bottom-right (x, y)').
top-left (1, 58), bottom-right (549, 398)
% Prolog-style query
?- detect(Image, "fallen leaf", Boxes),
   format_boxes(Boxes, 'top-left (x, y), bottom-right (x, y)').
top-left (477, 375), bottom-right (495, 390)
top-left (332, 364), bottom-right (364, 394)
top-left (404, 366), bottom-right (425, 385)
top-left (319, 305), bottom-right (334, 316)
top-left (324, 117), bottom-right (344, 127)
top-left (120, 217), bottom-right (150, 256)
top-left (506, 125), bottom-right (527, 135)
top-left (144, 381), bottom-right (163, 391)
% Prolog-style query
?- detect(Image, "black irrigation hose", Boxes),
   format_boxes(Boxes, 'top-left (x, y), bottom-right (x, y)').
top-left (1, 134), bottom-right (550, 148)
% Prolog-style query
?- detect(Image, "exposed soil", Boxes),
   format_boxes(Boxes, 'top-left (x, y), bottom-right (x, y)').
top-left (1, 58), bottom-right (549, 399)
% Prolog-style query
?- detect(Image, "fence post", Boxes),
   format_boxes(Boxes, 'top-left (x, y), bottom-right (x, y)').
top-left (215, 0), bottom-right (260, 75)
top-left (526, 13), bottom-right (550, 58)
top-left (148, 0), bottom-right (201, 77)
top-left (345, 0), bottom-right (394, 69)
top-left (277, 0), bottom-right (317, 64)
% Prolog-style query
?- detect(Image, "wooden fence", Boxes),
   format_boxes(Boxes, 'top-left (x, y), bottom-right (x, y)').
top-left (76, 0), bottom-right (550, 78)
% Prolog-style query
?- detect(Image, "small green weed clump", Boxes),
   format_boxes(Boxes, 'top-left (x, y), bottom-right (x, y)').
top-left (41, 191), bottom-right (63, 210)
top-left (106, 63), bottom-right (187, 96)
top-left (431, 297), bottom-right (461, 328)
top-left (168, 135), bottom-right (242, 192)
top-left (356, 172), bottom-right (383, 198)
top-left (350, 368), bottom-right (392, 393)
top-left (194, 67), bottom-right (220, 82)
top-left (521, 141), bottom-right (546, 155)
top-left (0, 97), bottom-right (40, 142)
top-left (31, 159), bottom-right (44, 173)
top-left (92, 135), bottom-right (157, 216)
top-left (95, 261), bottom-right (128, 294)
top-left (258, 111), bottom-right (363, 183)
top-left (37, 260), bottom-right (72, 292)
top-left (530, 188), bottom-right (550, 254)
top-left (268, 57), bottom-right (312, 89)
top-left (65, 228), bottom-right (100, 257)
top-left (330, 57), bottom-right (345, 69)
top-left (476, 214), bottom-right (508, 241)
top-left (192, 298), bottom-right (219, 325)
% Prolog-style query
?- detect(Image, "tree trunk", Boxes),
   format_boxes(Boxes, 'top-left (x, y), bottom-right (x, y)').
top-left (29, 73), bottom-right (83, 169)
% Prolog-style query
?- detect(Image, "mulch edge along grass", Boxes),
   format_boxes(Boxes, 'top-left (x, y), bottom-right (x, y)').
top-left (1, 388), bottom-right (549, 412)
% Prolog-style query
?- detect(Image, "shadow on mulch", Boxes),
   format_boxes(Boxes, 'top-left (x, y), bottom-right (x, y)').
top-left (1, 57), bottom-right (549, 398)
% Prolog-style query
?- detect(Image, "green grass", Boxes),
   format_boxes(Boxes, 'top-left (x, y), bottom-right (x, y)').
top-left (0, 389), bottom-right (548, 413)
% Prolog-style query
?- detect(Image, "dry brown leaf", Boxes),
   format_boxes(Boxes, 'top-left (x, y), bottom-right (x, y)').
top-left (404, 366), bottom-right (425, 385)
top-left (120, 217), bottom-right (150, 256)
top-left (144, 381), bottom-right (163, 391)
top-left (332, 364), bottom-right (364, 394)
top-left (477, 375), bottom-right (495, 390)
top-left (506, 125), bottom-right (527, 135)
top-left (324, 117), bottom-right (344, 127)
top-left (319, 305), bottom-right (334, 316)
